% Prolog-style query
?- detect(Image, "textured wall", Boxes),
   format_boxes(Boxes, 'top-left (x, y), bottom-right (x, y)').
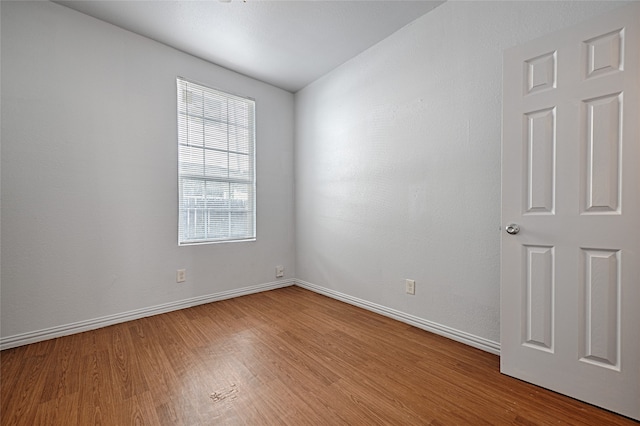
top-left (294, 1), bottom-right (626, 344)
top-left (1, 1), bottom-right (295, 338)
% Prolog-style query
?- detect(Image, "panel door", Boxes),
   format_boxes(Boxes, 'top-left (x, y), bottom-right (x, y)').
top-left (501, 3), bottom-right (639, 420)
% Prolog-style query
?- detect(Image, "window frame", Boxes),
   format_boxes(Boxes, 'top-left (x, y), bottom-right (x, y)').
top-left (176, 77), bottom-right (256, 245)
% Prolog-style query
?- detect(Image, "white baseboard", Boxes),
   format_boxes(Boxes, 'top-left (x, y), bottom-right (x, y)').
top-left (0, 279), bottom-right (295, 351)
top-left (294, 279), bottom-right (500, 355)
top-left (2, 278), bottom-right (500, 355)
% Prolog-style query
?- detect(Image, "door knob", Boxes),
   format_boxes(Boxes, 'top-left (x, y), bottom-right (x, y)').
top-left (505, 224), bottom-right (520, 235)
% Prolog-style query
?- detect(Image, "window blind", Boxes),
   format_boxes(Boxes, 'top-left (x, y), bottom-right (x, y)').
top-left (177, 78), bottom-right (256, 244)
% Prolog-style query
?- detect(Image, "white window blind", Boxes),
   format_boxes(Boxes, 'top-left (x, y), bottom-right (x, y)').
top-left (177, 78), bottom-right (256, 245)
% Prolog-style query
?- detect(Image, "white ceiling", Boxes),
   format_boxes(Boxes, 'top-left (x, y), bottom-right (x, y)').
top-left (53, 0), bottom-right (444, 92)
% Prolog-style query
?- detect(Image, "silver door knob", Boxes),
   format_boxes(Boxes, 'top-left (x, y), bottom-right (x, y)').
top-left (505, 224), bottom-right (520, 235)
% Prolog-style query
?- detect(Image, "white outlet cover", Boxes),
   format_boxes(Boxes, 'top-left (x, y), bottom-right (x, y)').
top-left (276, 265), bottom-right (284, 278)
top-left (405, 279), bottom-right (415, 295)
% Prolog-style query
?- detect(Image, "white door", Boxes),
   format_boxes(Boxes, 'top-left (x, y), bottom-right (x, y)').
top-left (501, 3), bottom-right (640, 421)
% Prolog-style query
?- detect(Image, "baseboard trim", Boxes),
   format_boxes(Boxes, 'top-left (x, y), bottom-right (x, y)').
top-left (2, 278), bottom-right (500, 355)
top-left (295, 279), bottom-right (500, 355)
top-left (0, 279), bottom-right (294, 351)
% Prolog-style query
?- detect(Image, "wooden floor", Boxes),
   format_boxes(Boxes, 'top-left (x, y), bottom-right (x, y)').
top-left (1, 287), bottom-right (636, 425)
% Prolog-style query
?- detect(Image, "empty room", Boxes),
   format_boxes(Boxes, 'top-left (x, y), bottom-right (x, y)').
top-left (1, 0), bottom-right (639, 424)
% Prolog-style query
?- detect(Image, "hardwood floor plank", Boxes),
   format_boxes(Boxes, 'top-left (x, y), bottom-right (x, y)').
top-left (108, 324), bottom-right (149, 401)
top-left (1, 287), bottom-right (637, 425)
top-left (1, 339), bottom-right (57, 425)
top-left (39, 334), bottom-right (82, 404)
top-left (77, 349), bottom-right (115, 424)
top-left (33, 392), bottom-right (79, 426)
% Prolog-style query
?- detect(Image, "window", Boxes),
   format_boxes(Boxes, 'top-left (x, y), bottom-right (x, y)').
top-left (177, 77), bottom-right (256, 244)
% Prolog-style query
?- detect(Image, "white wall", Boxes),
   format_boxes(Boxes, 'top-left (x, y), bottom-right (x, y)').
top-left (1, 1), bottom-right (295, 341)
top-left (294, 1), bottom-right (626, 345)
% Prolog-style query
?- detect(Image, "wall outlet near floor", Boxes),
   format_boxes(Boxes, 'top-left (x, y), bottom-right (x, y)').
top-left (405, 279), bottom-right (415, 295)
top-left (275, 265), bottom-right (285, 278)
top-left (176, 269), bottom-right (186, 283)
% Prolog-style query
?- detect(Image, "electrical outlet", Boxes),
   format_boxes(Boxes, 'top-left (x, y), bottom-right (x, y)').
top-left (275, 265), bottom-right (284, 278)
top-left (176, 269), bottom-right (186, 283)
top-left (405, 279), bottom-right (415, 295)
